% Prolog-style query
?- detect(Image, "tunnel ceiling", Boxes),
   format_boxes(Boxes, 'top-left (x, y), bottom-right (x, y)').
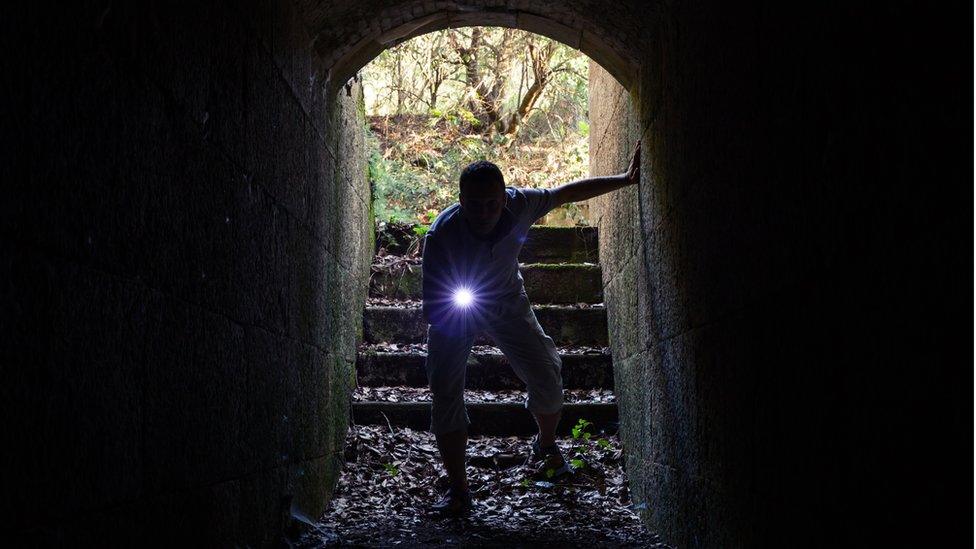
top-left (298, 0), bottom-right (654, 93)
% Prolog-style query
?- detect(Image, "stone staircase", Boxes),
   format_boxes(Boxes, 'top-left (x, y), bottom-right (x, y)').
top-left (352, 225), bottom-right (616, 436)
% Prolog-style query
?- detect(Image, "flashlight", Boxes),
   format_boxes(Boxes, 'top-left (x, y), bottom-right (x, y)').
top-left (453, 288), bottom-right (475, 307)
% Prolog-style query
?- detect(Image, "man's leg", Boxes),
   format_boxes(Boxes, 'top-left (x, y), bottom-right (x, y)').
top-left (486, 306), bottom-right (565, 454)
top-left (435, 428), bottom-right (468, 492)
top-left (533, 409), bottom-right (562, 449)
top-left (425, 324), bottom-right (475, 492)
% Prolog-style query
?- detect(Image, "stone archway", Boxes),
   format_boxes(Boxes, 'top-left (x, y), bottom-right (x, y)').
top-left (300, 1), bottom-right (645, 94)
top-left (13, 0), bottom-right (968, 546)
top-left (323, 7), bottom-right (652, 544)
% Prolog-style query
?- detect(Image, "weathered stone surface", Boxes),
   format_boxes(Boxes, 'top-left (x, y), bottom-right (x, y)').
top-left (2, 2), bottom-right (370, 544)
top-left (370, 262), bottom-right (602, 303)
top-left (351, 401), bottom-right (618, 436)
top-left (518, 226), bottom-right (599, 264)
top-left (588, 5), bottom-right (970, 547)
top-left (520, 263), bottom-right (603, 303)
top-left (310, 1), bottom-right (642, 92)
top-left (363, 305), bottom-right (608, 346)
top-left (406, 225), bottom-right (598, 263)
top-left (368, 264), bottom-right (425, 300)
top-left (6, 1), bottom-right (968, 547)
top-left (1, 251), bottom-right (147, 528)
top-left (356, 348), bottom-right (614, 389)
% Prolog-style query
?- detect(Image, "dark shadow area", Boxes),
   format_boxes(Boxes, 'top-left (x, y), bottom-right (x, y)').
top-left (2, 1), bottom-right (970, 547)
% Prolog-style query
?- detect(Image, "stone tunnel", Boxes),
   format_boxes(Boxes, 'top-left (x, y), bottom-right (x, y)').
top-left (2, 1), bottom-right (969, 547)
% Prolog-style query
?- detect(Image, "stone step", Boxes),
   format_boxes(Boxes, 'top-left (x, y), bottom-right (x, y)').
top-left (411, 225), bottom-right (599, 263)
top-left (356, 345), bottom-right (614, 389)
top-left (363, 305), bottom-right (608, 347)
top-left (370, 262), bottom-right (603, 303)
top-left (517, 226), bottom-right (599, 264)
top-left (351, 401), bottom-right (618, 437)
top-left (353, 386), bottom-right (616, 404)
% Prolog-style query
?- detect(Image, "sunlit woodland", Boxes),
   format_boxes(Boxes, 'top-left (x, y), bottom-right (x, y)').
top-left (362, 28), bottom-right (591, 227)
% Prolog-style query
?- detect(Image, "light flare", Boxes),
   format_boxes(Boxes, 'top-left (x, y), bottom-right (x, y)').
top-left (453, 288), bottom-right (475, 307)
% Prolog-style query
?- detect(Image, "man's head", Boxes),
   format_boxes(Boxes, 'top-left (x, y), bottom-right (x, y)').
top-left (458, 160), bottom-right (507, 236)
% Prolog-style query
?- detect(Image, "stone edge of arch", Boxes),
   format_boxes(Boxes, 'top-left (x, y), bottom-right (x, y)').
top-left (321, 9), bottom-right (636, 97)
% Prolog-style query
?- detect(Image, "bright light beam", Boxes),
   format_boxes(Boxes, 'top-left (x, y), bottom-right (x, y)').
top-left (453, 288), bottom-right (475, 307)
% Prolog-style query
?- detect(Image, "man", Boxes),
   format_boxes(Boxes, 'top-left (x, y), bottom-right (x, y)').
top-left (421, 141), bottom-right (641, 516)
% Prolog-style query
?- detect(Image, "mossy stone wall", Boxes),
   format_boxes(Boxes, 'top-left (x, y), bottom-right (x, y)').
top-left (3, 1), bottom-right (967, 547)
top-left (589, 4), bottom-right (968, 546)
top-left (2, 2), bottom-right (370, 545)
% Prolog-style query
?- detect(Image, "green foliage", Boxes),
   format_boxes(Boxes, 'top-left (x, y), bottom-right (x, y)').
top-left (365, 115), bottom-right (590, 225)
top-left (568, 419), bottom-right (617, 468)
top-left (576, 119), bottom-right (590, 137)
top-left (571, 418), bottom-right (593, 440)
top-left (362, 27), bottom-right (592, 226)
top-left (366, 123), bottom-right (457, 224)
top-left (419, 209), bottom-right (438, 224)
top-left (382, 462), bottom-right (399, 476)
top-left (458, 108), bottom-right (481, 128)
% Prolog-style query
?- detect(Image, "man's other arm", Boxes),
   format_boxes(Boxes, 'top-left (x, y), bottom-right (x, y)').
top-left (550, 140), bottom-right (641, 207)
top-left (421, 233), bottom-right (451, 326)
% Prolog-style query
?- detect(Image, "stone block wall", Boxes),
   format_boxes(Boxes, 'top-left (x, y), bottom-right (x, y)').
top-left (3, 0), bottom-right (968, 546)
top-left (1, 1), bottom-right (370, 545)
top-left (587, 55), bottom-right (649, 529)
top-left (590, 3), bottom-right (968, 547)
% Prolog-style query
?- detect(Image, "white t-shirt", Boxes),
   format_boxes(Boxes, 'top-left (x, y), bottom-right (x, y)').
top-left (421, 187), bottom-right (557, 332)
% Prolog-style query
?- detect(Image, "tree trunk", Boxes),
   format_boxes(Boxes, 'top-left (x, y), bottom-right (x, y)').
top-left (448, 29), bottom-right (487, 128)
top-left (394, 50), bottom-right (404, 116)
top-left (463, 29), bottom-right (483, 117)
top-left (500, 41), bottom-right (554, 136)
top-left (481, 29), bottom-right (515, 132)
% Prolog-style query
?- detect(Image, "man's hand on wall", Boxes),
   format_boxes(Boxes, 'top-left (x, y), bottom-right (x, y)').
top-left (625, 140), bottom-right (641, 185)
top-left (550, 139), bottom-right (643, 207)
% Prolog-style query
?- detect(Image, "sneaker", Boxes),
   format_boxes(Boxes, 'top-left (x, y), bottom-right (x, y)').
top-left (429, 486), bottom-right (473, 517)
top-left (529, 436), bottom-right (574, 481)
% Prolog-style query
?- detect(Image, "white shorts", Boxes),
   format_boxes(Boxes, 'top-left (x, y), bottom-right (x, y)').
top-left (425, 302), bottom-right (564, 435)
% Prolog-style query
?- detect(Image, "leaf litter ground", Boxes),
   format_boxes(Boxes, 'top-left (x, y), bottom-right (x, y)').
top-left (294, 423), bottom-right (670, 548)
top-left (353, 386), bottom-right (616, 404)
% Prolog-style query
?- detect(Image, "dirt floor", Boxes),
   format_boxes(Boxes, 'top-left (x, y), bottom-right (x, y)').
top-left (293, 424), bottom-right (670, 548)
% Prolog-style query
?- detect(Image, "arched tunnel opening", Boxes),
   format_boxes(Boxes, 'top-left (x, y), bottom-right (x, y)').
top-left (325, 25), bottom-right (655, 546)
top-left (3, 1), bottom-right (969, 548)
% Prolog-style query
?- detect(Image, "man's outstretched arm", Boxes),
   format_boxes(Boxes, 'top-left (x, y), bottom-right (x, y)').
top-left (550, 140), bottom-right (641, 207)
